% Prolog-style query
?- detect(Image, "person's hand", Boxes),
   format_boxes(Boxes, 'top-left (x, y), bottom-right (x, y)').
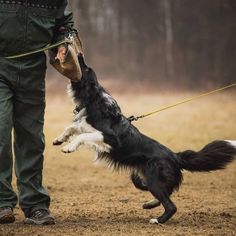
top-left (55, 45), bottom-right (67, 63)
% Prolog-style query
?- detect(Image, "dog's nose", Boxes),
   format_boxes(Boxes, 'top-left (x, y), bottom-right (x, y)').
top-left (77, 53), bottom-right (87, 69)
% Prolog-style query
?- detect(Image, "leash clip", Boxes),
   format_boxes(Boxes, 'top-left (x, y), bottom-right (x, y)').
top-left (128, 114), bottom-right (146, 122)
top-left (128, 115), bottom-right (139, 122)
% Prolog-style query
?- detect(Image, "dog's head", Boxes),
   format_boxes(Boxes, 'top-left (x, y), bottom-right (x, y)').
top-left (69, 52), bottom-right (104, 111)
top-left (77, 53), bottom-right (98, 83)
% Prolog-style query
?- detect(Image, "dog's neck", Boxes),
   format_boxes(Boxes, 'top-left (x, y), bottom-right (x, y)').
top-left (69, 66), bottom-right (122, 119)
top-left (73, 103), bottom-right (84, 115)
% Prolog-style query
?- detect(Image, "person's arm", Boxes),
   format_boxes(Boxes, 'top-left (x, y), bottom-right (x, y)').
top-left (54, 0), bottom-right (74, 43)
top-left (54, 0), bottom-right (74, 62)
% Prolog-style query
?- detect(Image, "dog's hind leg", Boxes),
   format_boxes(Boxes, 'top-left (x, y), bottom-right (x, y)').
top-left (147, 180), bottom-right (177, 224)
top-left (143, 199), bottom-right (161, 209)
top-left (145, 162), bottom-right (177, 224)
top-left (130, 171), bottom-right (161, 209)
top-left (53, 124), bottom-right (78, 145)
top-left (130, 171), bottom-right (148, 191)
top-left (149, 191), bottom-right (176, 224)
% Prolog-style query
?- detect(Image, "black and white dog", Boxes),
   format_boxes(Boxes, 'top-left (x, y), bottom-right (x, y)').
top-left (53, 54), bottom-right (236, 224)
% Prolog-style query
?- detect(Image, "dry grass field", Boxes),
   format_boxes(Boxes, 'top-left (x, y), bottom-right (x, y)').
top-left (0, 90), bottom-right (236, 236)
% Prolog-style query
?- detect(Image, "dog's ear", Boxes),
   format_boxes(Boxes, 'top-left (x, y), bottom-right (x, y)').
top-left (77, 53), bottom-right (88, 70)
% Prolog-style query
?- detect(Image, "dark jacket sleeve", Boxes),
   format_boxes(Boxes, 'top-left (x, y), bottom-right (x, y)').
top-left (54, 0), bottom-right (74, 42)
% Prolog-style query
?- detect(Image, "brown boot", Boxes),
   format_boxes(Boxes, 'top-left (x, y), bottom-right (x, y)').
top-left (0, 207), bottom-right (15, 224)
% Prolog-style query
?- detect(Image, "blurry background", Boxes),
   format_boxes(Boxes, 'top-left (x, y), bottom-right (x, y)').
top-left (47, 0), bottom-right (236, 91)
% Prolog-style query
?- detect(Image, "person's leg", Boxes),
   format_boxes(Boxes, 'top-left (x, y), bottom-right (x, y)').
top-left (14, 101), bottom-right (50, 216)
top-left (13, 54), bottom-right (51, 219)
top-left (0, 78), bottom-right (17, 223)
top-left (0, 78), bottom-right (18, 210)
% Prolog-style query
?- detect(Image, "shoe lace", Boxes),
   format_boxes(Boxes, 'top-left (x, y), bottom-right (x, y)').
top-left (31, 209), bottom-right (48, 219)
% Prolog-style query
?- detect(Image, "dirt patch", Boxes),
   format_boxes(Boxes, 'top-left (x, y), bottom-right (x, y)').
top-left (1, 93), bottom-right (235, 236)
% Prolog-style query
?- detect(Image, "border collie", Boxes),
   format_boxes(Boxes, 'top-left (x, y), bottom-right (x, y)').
top-left (53, 54), bottom-right (236, 224)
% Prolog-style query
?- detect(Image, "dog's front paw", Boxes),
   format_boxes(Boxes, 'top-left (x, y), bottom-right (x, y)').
top-left (61, 145), bottom-right (76, 153)
top-left (53, 139), bottom-right (64, 146)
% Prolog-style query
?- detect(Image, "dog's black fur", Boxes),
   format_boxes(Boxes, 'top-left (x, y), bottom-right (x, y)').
top-left (66, 54), bottom-right (236, 224)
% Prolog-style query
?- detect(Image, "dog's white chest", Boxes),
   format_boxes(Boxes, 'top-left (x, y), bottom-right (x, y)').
top-left (54, 107), bottom-right (111, 156)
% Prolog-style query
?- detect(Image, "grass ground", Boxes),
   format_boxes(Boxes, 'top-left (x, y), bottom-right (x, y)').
top-left (0, 91), bottom-right (235, 236)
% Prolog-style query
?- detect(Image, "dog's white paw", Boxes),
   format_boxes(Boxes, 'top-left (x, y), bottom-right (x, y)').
top-left (149, 218), bottom-right (159, 224)
top-left (61, 145), bottom-right (76, 153)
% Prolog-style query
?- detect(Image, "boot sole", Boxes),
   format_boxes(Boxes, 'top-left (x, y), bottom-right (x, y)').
top-left (0, 214), bottom-right (15, 224)
top-left (24, 217), bottom-right (55, 225)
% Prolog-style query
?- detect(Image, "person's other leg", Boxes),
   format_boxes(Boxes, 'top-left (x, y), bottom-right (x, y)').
top-left (13, 54), bottom-right (52, 220)
top-left (0, 78), bottom-right (17, 223)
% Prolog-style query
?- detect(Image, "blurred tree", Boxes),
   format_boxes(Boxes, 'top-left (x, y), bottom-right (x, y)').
top-left (58, 0), bottom-right (236, 89)
top-left (163, 0), bottom-right (174, 82)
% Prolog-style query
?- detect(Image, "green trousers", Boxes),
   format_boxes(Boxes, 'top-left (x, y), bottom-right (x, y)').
top-left (0, 53), bottom-right (50, 217)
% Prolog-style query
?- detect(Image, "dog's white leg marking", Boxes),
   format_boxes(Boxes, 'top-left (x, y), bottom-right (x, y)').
top-left (62, 132), bottom-right (104, 153)
top-left (149, 218), bottom-right (159, 224)
top-left (53, 125), bottom-right (78, 145)
top-left (225, 140), bottom-right (236, 148)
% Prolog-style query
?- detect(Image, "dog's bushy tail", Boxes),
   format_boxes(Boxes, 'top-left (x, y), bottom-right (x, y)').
top-left (177, 140), bottom-right (236, 172)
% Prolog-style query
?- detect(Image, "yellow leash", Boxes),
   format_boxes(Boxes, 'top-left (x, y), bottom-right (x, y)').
top-left (4, 39), bottom-right (71, 59)
top-left (128, 82), bottom-right (236, 122)
top-left (3, 40), bottom-right (235, 122)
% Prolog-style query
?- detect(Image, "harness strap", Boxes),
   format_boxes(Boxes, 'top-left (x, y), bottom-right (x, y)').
top-left (128, 82), bottom-right (236, 122)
